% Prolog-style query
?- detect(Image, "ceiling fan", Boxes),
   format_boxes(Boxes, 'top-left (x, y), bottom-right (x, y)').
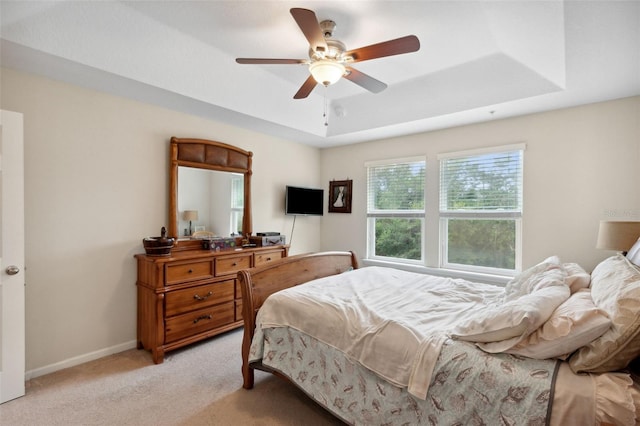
top-left (236, 8), bottom-right (420, 99)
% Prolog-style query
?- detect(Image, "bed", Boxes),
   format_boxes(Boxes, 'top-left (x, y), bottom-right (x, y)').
top-left (238, 250), bottom-right (640, 425)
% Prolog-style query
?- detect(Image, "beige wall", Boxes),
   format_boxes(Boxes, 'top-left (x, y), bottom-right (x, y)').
top-left (3, 65), bottom-right (639, 376)
top-left (1, 68), bottom-right (321, 373)
top-left (320, 96), bottom-right (640, 273)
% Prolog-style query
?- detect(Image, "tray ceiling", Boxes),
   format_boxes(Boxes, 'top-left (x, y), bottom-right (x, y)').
top-left (1, 1), bottom-right (639, 147)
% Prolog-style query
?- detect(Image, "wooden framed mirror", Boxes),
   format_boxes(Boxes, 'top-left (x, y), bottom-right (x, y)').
top-left (168, 137), bottom-right (253, 249)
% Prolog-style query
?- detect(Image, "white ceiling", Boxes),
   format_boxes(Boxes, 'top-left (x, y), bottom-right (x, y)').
top-left (1, 1), bottom-right (639, 148)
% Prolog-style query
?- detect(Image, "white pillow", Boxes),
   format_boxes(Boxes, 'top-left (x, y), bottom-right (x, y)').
top-left (452, 257), bottom-right (570, 347)
top-left (478, 289), bottom-right (611, 359)
top-left (563, 262), bottom-right (591, 294)
top-left (504, 255), bottom-right (563, 301)
top-left (627, 237), bottom-right (640, 267)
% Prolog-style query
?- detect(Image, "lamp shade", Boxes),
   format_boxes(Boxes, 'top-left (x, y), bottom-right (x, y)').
top-left (596, 220), bottom-right (640, 251)
top-left (183, 210), bottom-right (199, 221)
top-left (309, 60), bottom-right (345, 86)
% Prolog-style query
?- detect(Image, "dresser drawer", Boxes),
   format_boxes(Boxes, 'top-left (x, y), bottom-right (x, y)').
top-left (235, 281), bottom-right (241, 299)
top-left (235, 300), bottom-right (243, 321)
top-left (137, 246), bottom-right (288, 364)
top-left (166, 260), bottom-right (214, 285)
top-left (254, 249), bottom-right (284, 267)
top-left (215, 254), bottom-right (251, 276)
top-left (165, 280), bottom-right (234, 317)
top-left (165, 302), bottom-right (235, 343)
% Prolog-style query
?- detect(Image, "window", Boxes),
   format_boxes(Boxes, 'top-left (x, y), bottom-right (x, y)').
top-left (366, 157), bottom-right (425, 263)
top-left (230, 174), bottom-right (243, 234)
top-left (438, 144), bottom-right (524, 274)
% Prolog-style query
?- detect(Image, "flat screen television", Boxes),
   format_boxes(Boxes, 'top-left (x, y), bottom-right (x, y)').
top-left (285, 185), bottom-right (324, 216)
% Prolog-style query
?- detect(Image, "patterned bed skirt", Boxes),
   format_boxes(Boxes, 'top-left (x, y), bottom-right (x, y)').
top-left (250, 326), bottom-right (560, 425)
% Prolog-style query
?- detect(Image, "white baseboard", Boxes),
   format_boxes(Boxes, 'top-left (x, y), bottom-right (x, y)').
top-left (25, 340), bottom-right (138, 380)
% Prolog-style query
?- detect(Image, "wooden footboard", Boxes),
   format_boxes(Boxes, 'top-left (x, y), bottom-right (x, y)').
top-left (237, 251), bottom-right (359, 389)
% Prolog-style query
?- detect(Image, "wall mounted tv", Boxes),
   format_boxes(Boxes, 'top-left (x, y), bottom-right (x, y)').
top-left (285, 185), bottom-right (324, 216)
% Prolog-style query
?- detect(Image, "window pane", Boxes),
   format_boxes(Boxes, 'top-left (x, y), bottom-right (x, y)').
top-left (366, 158), bottom-right (426, 264)
top-left (440, 150), bottom-right (522, 211)
top-left (446, 219), bottom-right (515, 269)
top-left (231, 210), bottom-right (243, 234)
top-left (374, 218), bottom-right (422, 260)
top-left (368, 162), bottom-right (425, 211)
top-left (439, 146), bottom-right (523, 273)
top-left (231, 175), bottom-right (243, 209)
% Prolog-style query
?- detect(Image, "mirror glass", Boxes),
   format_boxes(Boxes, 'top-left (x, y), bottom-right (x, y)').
top-left (169, 137), bottom-right (253, 242)
top-left (177, 167), bottom-right (244, 238)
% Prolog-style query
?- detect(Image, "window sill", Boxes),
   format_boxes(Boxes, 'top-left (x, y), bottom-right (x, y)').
top-left (361, 259), bottom-right (513, 286)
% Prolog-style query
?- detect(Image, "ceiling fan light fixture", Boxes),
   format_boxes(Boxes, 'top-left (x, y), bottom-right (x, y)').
top-left (236, 8), bottom-right (420, 99)
top-left (309, 60), bottom-right (345, 86)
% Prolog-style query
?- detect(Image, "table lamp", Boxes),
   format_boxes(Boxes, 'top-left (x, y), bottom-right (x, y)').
top-left (596, 220), bottom-right (640, 255)
top-left (183, 210), bottom-right (199, 236)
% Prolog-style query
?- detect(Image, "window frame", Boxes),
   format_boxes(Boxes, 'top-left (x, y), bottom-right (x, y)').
top-left (365, 156), bottom-right (426, 265)
top-left (437, 143), bottom-right (525, 275)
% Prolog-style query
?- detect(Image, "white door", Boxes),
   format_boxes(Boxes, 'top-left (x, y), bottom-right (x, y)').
top-left (0, 110), bottom-right (25, 403)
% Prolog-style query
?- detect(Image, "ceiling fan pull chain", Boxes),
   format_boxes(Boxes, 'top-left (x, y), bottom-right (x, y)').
top-left (323, 86), bottom-right (329, 127)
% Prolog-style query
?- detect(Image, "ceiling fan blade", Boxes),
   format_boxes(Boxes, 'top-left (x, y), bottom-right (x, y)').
top-left (290, 8), bottom-right (328, 53)
top-left (345, 35), bottom-right (420, 63)
top-left (343, 67), bottom-right (387, 93)
top-left (293, 75), bottom-right (317, 99)
top-left (236, 58), bottom-right (307, 65)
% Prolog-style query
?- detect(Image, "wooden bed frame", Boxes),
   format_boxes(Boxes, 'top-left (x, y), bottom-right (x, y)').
top-left (237, 251), bottom-right (359, 389)
top-left (236, 252), bottom-right (630, 425)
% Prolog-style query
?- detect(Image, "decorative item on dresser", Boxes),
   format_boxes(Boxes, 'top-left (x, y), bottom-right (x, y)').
top-left (136, 245), bottom-right (287, 364)
top-left (136, 137), bottom-right (288, 364)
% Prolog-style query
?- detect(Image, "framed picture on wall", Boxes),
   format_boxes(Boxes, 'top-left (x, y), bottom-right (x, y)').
top-left (328, 180), bottom-right (352, 213)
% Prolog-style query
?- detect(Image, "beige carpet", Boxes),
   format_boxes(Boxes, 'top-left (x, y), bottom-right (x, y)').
top-left (0, 329), bottom-right (344, 425)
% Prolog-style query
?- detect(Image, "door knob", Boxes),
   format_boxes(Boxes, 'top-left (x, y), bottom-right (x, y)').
top-left (5, 265), bottom-right (20, 275)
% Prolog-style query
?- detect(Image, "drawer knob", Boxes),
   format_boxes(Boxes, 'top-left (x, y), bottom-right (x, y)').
top-left (188, 269), bottom-right (193, 274)
top-left (232, 262), bottom-right (238, 266)
top-left (193, 291), bottom-right (213, 301)
top-left (266, 257), bottom-right (272, 261)
top-left (193, 314), bottom-right (212, 324)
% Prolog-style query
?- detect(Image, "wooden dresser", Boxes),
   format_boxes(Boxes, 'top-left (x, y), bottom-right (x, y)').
top-left (136, 245), bottom-right (288, 363)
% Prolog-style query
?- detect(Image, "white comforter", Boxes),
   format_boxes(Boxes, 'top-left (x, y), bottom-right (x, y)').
top-left (256, 265), bottom-right (570, 399)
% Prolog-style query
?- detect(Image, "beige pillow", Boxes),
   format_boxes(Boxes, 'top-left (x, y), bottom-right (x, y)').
top-left (563, 262), bottom-right (591, 294)
top-left (478, 289), bottom-right (611, 359)
top-left (569, 254), bottom-right (640, 373)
